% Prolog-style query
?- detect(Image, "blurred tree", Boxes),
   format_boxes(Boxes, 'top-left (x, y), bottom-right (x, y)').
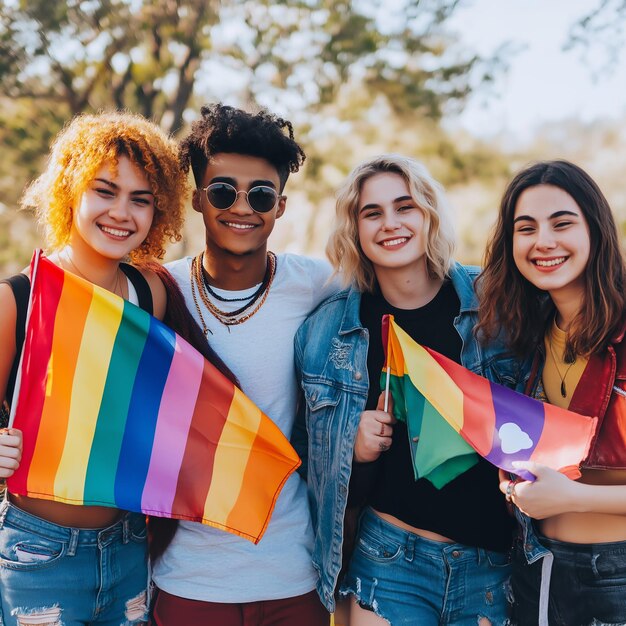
top-left (0, 0), bottom-right (490, 130)
top-left (0, 0), bottom-right (501, 269)
top-left (567, 0), bottom-right (626, 73)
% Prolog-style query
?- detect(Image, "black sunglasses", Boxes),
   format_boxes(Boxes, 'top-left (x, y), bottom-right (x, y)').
top-left (201, 182), bottom-right (284, 214)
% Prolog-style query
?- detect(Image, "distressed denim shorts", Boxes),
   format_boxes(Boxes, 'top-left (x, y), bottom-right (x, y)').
top-left (512, 531), bottom-right (626, 626)
top-left (339, 508), bottom-right (513, 625)
top-left (0, 499), bottom-right (149, 626)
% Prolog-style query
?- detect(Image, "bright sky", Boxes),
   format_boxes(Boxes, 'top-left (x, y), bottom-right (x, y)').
top-left (446, 0), bottom-right (626, 141)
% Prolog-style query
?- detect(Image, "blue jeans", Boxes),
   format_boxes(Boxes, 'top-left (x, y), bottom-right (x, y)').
top-left (339, 508), bottom-right (513, 625)
top-left (512, 532), bottom-right (626, 626)
top-left (0, 500), bottom-right (149, 626)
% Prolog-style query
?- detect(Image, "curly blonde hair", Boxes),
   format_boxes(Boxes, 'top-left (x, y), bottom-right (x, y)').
top-left (21, 111), bottom-right (187, 261)
top-left (327, 154), bottom-right (456, 292)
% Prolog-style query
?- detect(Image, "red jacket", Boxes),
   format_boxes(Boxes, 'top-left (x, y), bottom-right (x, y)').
top-left (527, 322), bottom-right (626, 469)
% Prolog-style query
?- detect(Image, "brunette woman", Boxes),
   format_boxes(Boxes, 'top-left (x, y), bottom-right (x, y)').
top-left (477, 159), bottom-right (626, 626)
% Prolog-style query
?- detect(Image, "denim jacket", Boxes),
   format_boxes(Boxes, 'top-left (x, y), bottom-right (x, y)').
top-left (293, 263), bottom-right (529, 612)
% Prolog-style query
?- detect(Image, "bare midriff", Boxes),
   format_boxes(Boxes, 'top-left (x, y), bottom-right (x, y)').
top-left (9, 493), bottom-right (124, 528)
top-left (373, 509), bottom-right (454, 543)
top-left (540, 468), bottom-right (626, 543)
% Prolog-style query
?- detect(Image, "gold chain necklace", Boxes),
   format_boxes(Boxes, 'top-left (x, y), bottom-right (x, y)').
top-left (190, 252), bottom-right (276, 332)
top-left (547, 332), bottom-right (576, 398)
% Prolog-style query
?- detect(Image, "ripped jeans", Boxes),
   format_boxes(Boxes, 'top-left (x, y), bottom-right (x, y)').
top-left (0, 500), bottom-right (149, 626)
top-left (339, 508), bottom-right (512, 625)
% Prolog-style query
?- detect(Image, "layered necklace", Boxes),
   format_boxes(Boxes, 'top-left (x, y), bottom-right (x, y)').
top-left (190, 251), bottom-right (276, 333)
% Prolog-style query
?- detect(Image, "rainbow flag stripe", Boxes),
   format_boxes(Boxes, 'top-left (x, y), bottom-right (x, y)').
top-left (8, 254), bottom-right (300, 543)
top-left (382, 315), bottom-right (597, 486)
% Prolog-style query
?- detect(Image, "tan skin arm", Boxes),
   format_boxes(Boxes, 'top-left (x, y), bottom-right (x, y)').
top-left (0, 282), bottom-right (23, 478)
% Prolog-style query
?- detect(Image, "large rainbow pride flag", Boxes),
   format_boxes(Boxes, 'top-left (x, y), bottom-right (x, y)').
top-left (7, 252), bottom-right (300, 543)
top-left (382, 315), bottom-right (597, 488)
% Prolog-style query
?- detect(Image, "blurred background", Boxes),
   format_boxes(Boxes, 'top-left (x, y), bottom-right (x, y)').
top-left (2, 0), bottom-right (626, 274)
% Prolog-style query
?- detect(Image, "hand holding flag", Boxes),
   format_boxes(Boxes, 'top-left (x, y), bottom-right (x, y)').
top-left (499, 461), bottom-right (586, 519)
top-left (0, 428), bottom-right (22, 479)
top-left (353, 393), bottom-right (396, 463)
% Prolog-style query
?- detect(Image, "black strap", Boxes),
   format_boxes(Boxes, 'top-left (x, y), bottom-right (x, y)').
top-left (120, 263), bottom-right (153, 315)
top-left (1, 274), bottom-right (30, 422)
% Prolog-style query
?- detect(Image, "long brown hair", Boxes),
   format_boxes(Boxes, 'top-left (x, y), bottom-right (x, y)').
top-left (476, 160), bottom-right (626, 359)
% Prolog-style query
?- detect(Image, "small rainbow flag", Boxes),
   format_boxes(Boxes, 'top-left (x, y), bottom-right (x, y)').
top-left (7, 252), bottom-right (300, 543)
top-left (382, 315), bottom-right (597, 487)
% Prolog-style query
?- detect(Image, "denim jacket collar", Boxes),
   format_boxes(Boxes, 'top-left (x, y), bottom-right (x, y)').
top-left (449, 263), bottom-right (480, 314)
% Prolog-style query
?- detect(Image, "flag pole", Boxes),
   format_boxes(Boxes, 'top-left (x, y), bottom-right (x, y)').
top-left (382, 314), bottom-right (392, 413)
top-left (383, 365), bottom-right (391, 413)
top-left (8, 250), bottom-right (41, 429)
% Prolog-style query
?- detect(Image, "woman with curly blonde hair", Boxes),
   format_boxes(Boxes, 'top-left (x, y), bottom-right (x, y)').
top-left (295, 154), bottom-right (527, 625)
top-left (0, 110), bottom-right (222, 625)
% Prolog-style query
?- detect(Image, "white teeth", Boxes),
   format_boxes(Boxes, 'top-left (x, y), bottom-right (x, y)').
top-left (225, 222), bottom-right (255, 230)
top-left (535, 257), bottom-right (566, 267)
top-left (100, 226), bottom-right (131, 237)
top-left (381, 237), bottom-right (408, 247)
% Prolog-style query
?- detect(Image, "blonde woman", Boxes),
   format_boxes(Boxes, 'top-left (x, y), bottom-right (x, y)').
top-left (294, 155), bottom-right (526, 625)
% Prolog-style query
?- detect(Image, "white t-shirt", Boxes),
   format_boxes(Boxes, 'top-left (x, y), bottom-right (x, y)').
top-left (152, 253), bottom-right (336, 602)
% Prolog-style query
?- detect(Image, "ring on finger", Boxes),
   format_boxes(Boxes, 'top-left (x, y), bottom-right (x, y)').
top-left (379, 423), bottom-right (385, 437)
top-left (505, 479), bottom-right (516, 503)
top-left (379, 441), bottom-right (389, 451)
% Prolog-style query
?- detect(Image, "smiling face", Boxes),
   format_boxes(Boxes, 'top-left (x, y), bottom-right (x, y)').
top-left (69, 156), bottom-right (155, 260)
top-left (357, 172), bottom-right (427, 278)
top-left (512, 183), bottom-right (591, 303)
top-left (194, 152), bottom-right (285, 261)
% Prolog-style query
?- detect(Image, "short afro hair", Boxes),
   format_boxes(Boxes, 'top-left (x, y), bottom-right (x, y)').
top-left (179, 103), bottom-right (305, 191)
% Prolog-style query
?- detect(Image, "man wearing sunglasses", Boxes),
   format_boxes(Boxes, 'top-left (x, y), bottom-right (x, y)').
top-left (151, 103), bottom-right (335, 625)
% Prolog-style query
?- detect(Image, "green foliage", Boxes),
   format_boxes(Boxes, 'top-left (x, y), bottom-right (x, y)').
top-left (0, 0), bottom-right (490, 128)
top-left (0, 0), bottom-right (504, 272)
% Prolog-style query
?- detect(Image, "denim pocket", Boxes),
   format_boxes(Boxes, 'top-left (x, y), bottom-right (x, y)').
top-left (302, 380), bottom-right (341, 472)
top-left (486, 549), bottom-right (512, 568)
top-left (583, 549), bottom-right (626, 587)
top-left (356, 525), bottom-right (403, 564)
top-left (129, 516), bottom-right (148, 543)
top-left (0, 526), bottom-right (65, 571)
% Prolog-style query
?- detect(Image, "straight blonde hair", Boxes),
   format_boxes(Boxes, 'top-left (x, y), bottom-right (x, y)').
top-left (327, 154), bottom-right (456, 292)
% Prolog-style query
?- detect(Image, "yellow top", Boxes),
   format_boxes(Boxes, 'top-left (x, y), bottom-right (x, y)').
top-left (542, 320), bottom-right (588, 408)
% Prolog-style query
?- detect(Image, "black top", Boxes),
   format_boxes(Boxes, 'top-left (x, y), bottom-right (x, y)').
top-left (353, 282), bottom-right (515, 553)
